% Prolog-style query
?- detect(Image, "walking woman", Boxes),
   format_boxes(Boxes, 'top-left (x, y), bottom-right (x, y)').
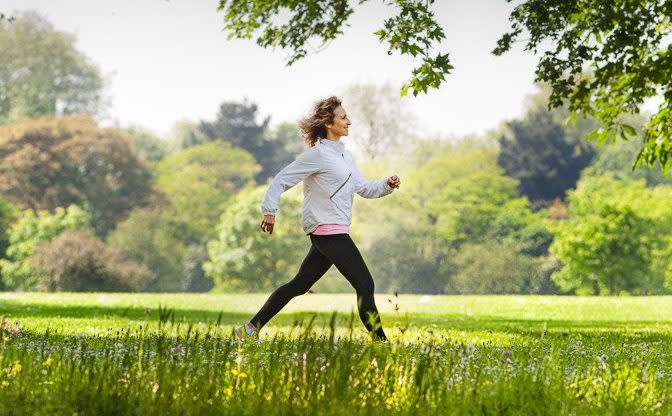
top-left (234, 96), bottom-right (401, 341)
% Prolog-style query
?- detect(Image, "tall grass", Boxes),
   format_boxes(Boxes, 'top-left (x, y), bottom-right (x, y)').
top-left (0, 304), bottom-right (669, 416)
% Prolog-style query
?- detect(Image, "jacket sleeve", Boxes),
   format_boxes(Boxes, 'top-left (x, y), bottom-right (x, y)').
top-left (260, 147), bottom-right (322, 215)
top-left (351, 161), bottom-right (394, 199)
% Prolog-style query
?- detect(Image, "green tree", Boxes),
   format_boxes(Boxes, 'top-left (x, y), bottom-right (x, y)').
top-left (264, 121), bottom-right (307, 168)
top-left (364, 223), bottom-right (444, 294)
top-left (0, 197), bottom-right (19, 290)
top-left (0, 11), bottom-right (104, 124)
top-left (106, 206), bottom-right (188, 292)
top-left (199, 100), bottom-right (298, 183)
top-left (494, 0), bottom-right (672, 172)
top-left (446, 240), bottom-right (547, 294)
top-left (0, 197), bottom-right (19, 256)
top-left (181, 244), bottom-right (214, 293)
top-left (204, 185), bottom-right (309, 292)
top-left (352, 138), bottom-right (552, 294)
top-left (406, 139), bottom-right (533, 245)
top-left (168, 119), bottom-right (209, 152)
top-left (498, 105), bottom-right (596, 207)
top-left (153, 141), bottom-right (259, 244)
top-left (108, 142), bottom-right (259, 292)
top-left (0, 204), bottom-right (90, 290)
top-left (0, 115), bottom-right (153, 237)
top-left (583, 134), bottom-right (671, 187)
top-left (125, 125), bottom-right (170, 162)
top-left (549, 175), bottom-right (672, 295)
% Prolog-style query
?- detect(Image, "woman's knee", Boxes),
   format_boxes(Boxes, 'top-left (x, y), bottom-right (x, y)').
top-left (356, 278), bottom-right (375, 298)
top-left (364, 273), bottom-right (376, 294)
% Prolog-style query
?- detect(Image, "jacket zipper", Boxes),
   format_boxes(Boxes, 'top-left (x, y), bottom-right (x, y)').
top-left (329, 173), bottom-right (352, 200)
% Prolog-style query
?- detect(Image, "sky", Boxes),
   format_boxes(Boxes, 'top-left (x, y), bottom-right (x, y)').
top-left (4, 0), bottom-right (544, 140)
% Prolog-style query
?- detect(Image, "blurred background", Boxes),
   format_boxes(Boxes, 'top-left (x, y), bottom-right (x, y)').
top-left (1, 1), bottom-right (670, 296)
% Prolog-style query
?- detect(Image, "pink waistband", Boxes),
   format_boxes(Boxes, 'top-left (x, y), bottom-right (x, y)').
top-left (311, 224), bottom-right (350, 235)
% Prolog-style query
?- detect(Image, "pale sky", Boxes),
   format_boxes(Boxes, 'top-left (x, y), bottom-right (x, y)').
top-left (4, 0), bottom-right (543, 140)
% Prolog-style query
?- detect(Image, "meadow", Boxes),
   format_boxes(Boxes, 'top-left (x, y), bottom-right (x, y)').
top-left (0, 293), bottom-right (670, 415)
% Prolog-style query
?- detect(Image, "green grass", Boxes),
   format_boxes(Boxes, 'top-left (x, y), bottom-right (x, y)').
top-left (0, 293), bottom-right (670, 415)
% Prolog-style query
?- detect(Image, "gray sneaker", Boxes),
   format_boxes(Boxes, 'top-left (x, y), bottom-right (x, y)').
top-left (234, 322), bottom-right (258, 341)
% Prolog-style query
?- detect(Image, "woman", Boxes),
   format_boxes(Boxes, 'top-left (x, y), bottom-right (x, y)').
top-left (235, 96), bottom-right (401, 341)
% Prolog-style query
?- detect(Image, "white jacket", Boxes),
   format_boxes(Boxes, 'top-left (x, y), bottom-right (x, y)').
top-left (261, 138), bottom-right (394, 234)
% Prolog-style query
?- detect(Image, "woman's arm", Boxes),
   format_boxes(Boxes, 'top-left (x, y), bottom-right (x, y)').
top-left (260, 147), bottom-right (322, 216)
top-left (352, 164), bottom-right (400, 199)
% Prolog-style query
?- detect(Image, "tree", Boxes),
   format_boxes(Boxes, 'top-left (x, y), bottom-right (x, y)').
top-left (106, 142), bottom-right (259, 292)
top-left (217, 0), bottom-right (452, 97)
top-left (498, 106), bottom-right (596, 207)
top-left (405, 139), bottom-right (534, 245)
top-left (0, 115), bottom-right (153, 237)
top-left (0, 204), bottom-right (90, 290)
top-left (204, 185), bottom-right (310, 292)
top-left (200, 100), bottom-right (297, 183)
top-left (494, 0), bottom-right (672, 173)
top-left (0, 11), bottom-right (104, 124)
top-left (0, 198), bottom-right (19, 257)
top-left (106, 206), bottom-right (189, 292)
top-left (32, 229), bottom-right (153, 292)
top-left (583, 133), bottom-right (671, 187)
top-left (446, 240), bottom-right (547, 294)
top-left (0, 198), bottom-right (19, 290)
top-left (125, 125), bottom-right (170, 162)
top-left (264, 121), bottom-right (307, 168)
top-left (341, 83), bottom-right (416, 160)
top-left (152, 141), bottom-right (259, 244)
top-left (365, 224), bottom-right (445, 294)
top-left (351, 138), bottom-right (552, 294)
top-left (549, 175), bottom-right (672, 295)
top-left (168, 119), bottom-right (209, 152)
top-left (181, 244), bottom-right (214, 292)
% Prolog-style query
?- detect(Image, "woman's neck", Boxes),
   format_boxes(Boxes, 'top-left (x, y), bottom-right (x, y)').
top-left (325, 132), bottom-right (341, 141)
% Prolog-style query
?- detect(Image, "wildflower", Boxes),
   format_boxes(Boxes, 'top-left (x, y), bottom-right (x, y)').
top-left (502, 349), bottom-right (512, 364)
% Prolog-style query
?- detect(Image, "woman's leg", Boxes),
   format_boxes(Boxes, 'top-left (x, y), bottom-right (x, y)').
top-left (250, 241), bottom-right (332, 330)
top-left (311, 234), bottom-right (387, 340)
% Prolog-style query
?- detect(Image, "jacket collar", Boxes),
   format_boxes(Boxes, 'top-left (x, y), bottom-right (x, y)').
top-left (318, 138), bottom-right (345, 153)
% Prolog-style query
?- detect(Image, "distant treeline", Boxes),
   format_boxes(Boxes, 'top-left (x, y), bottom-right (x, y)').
top-left (1, 11), bottom-right (670, 295)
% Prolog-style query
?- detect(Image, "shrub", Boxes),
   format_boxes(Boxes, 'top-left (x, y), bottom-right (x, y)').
top-left (32, 229), bottom-right (153, 292)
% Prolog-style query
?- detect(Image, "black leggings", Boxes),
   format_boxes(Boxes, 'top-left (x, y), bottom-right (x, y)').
top-left (250, 233), bottom-right (387, 340)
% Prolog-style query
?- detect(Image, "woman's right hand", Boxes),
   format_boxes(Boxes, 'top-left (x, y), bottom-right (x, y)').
top-left (260, 215), bottom-right (276, 234)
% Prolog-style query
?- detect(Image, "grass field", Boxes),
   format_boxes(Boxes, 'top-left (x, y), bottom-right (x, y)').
top-left (0, 293), bottom-right (670, 415)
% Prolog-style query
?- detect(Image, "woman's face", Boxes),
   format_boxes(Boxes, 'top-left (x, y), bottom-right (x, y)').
top-left (326, 105), bottom-right (351, 138)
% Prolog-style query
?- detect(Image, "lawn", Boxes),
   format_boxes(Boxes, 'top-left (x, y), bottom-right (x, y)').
top-left (0, 293), bottom-right (670, 415)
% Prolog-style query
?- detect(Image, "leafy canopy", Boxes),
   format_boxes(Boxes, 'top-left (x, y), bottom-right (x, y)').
top-left (549, 174), bottom-right (672, 295)
top-left (217, 0), bottom-right (452, 97)
top-left (0, 11), bottom-right (103, 123)
top-left (217, 0), bottom-right (672, 171)
top-left (494, 0), bottom-right (672, 173)
top-left (0, 204), bottom-right (90, 290)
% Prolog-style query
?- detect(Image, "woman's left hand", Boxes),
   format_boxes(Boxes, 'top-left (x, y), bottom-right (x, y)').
top-left (387, 175), bottom-right (401, 189)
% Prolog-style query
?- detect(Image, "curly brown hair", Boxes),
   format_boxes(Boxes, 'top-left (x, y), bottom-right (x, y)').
top-left (299, 96), bottom-right (342, 147)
